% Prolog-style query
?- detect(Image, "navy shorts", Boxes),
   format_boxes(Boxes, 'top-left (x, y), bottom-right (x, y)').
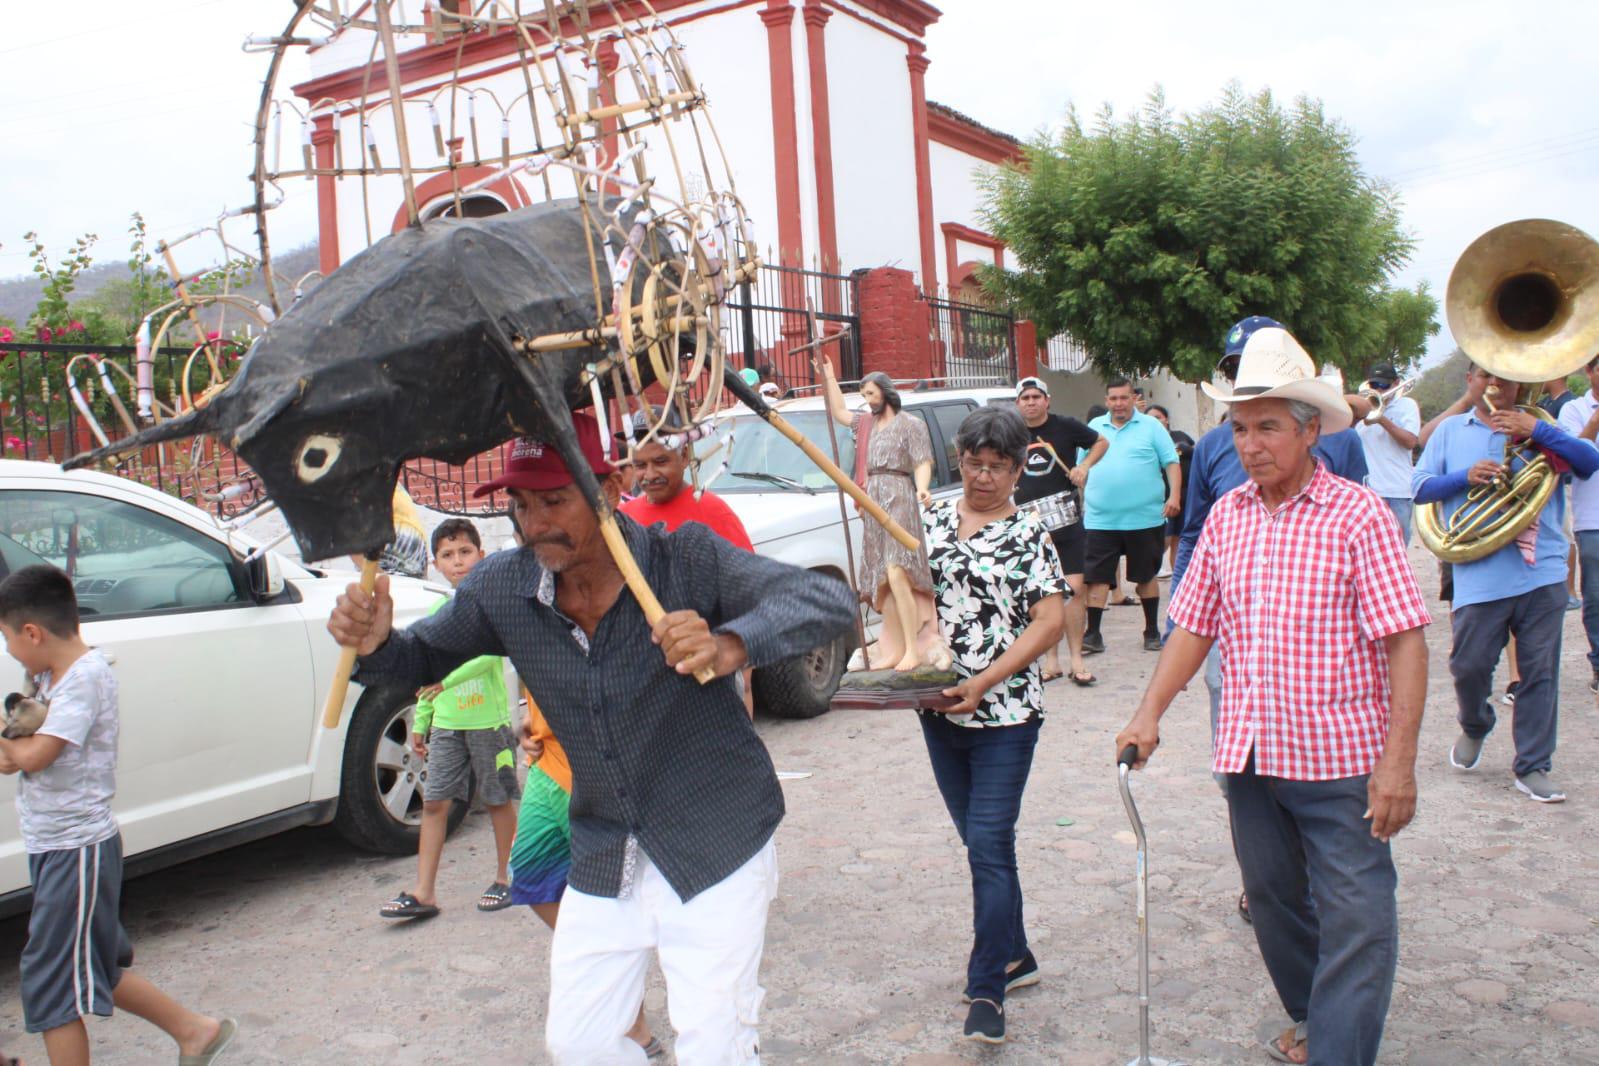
top-left (22, 834), bottom-right (133, 1033)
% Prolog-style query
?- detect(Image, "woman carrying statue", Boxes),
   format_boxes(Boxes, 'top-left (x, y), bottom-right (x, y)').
top-left (817, 357), bottom-right (951, 672)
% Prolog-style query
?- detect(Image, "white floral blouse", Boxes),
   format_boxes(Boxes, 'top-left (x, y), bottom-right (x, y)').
top-left (923, 498), bottom-right (1066, 727)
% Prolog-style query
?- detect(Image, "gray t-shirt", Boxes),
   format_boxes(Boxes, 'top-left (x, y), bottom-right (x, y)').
top-left (17, 649), bottom-right (119, 853)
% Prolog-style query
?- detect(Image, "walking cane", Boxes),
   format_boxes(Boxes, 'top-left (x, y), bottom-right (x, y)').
top-left (1118, 745), bottom-right (1187, 1066)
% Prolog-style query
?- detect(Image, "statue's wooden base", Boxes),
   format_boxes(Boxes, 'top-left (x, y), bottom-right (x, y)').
top-left (830, 667), bottom-right (962, 712)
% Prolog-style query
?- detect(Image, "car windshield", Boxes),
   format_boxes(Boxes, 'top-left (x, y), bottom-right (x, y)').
top-left (705, 412), bottom-right (856, 493)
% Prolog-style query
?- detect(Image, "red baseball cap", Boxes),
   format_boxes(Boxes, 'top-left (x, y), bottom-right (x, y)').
top-left (472, 412), bottom-right (615, 497)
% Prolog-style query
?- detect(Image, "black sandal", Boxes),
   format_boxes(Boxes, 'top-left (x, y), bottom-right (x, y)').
top-left (477, 881), bottom-right (513, 912)
top-left (380, 892), bottom-right (440, 920)
top-left (1238, 891), bottom-right (1251, 925)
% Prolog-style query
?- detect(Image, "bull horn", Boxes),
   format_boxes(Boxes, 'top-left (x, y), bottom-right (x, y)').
top-left (62, 402), bottom-right (222, 470)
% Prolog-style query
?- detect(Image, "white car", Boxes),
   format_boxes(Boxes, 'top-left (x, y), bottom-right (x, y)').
top-left (704, 385), bottom-right (1017, 719)
top-left (0, 460), bottom-right (448, 913)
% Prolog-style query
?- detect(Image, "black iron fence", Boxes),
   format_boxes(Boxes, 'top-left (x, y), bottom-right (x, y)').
top-left (926, 294), bottom-right (1016, 386)
top-left (722, 262), bottom-right (860, 393)
top-left (6, 263), bottom-right (862, 519)
top-left (0, 341), bottom-right (269, 517)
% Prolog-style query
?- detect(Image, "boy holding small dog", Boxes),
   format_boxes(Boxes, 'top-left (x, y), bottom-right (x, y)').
top-left (380, 518), bottom-right (520, 919)
top-left (0, 565), bottom-right (234, 1066)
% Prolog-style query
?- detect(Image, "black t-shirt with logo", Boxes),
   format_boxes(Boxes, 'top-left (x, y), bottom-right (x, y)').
top-left (1016, 414), bottom-right (1100, 505)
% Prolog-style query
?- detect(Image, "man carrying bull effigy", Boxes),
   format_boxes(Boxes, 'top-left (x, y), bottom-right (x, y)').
top-left (329, 413), bottom-right (854, 1065)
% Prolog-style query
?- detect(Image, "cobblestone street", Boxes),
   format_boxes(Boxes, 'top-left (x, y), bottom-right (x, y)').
top-left (1, 549), bottom-right (1596, 1064)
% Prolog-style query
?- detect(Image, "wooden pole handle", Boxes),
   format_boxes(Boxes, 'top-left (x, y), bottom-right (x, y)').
top-left (774, 417), bottom-right (921, 552)
top-left (597, 515), bottom-right (717, 685)
top-left (322, 557), bottom-right (381, 729)
top-left (721, 367), bottom-right (920, 552)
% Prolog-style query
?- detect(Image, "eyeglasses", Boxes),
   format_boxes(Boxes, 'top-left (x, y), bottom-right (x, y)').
top-left (959, 457), bottom-right (1017, 479)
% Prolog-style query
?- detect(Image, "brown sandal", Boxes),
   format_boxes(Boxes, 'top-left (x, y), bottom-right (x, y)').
top-left (1265, 1021), bottom-right (1307, 1063)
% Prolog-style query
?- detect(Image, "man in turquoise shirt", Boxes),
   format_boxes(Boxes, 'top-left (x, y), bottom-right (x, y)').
top-left (1083, 377), bottom-right (1181, 653)
top-left (1414, 363), bottom-right (1599, 803)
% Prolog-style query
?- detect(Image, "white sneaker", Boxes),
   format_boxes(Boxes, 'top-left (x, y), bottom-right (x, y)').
top-left (1156, 563), bottom-right (1173, 579)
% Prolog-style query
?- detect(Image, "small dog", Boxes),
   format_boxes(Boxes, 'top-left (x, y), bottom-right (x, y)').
top-left (3, 680), bottom-right (48, 740)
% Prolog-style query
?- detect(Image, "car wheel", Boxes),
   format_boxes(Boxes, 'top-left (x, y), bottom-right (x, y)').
top-left (333, 686), bottom-right (470, 854)
top-left (755, 628), bottom-right (850, 719)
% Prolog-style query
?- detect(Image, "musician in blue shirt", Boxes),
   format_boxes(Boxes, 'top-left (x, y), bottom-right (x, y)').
top-left (1413, 363), bottom-right (1599, 804)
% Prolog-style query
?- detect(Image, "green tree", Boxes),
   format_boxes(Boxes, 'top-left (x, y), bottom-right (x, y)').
top-left (979, 84), bottom-right (1439, 381)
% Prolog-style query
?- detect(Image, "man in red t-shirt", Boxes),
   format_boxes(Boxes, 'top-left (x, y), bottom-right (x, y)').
top-left (620, 416), bottom-right (757, 712)
top-left (619, 430), bottom-right (754, 550)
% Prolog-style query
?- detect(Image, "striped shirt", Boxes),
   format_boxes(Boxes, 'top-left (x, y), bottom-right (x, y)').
top-left (1168, 462), bottom-right (1431, 780)
top-left (355, 514), bottom-right (854, 900)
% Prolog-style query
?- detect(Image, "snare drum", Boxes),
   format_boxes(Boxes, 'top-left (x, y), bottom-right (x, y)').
top-left (1022, 489), bottom-right (1079, 532)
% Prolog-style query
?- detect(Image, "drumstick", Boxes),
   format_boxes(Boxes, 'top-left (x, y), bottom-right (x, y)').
top-left (1034, 441), bottom-right (1072, 477)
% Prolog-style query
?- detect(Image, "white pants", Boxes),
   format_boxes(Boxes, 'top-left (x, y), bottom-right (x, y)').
top-left (546, 840), bottom-right (778, 1065)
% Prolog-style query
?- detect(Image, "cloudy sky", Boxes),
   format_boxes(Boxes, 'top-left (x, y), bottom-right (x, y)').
top-left (923, 0), bottom-right (1599, 367)
top-left (4, 0), bottom-right (1596, 368)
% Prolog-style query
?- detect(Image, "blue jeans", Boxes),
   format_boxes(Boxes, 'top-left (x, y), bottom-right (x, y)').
top-left (919, 714), bottom-right (1040, 1003)
top-left (1227, 756), bottom-right (1398, 1066)
top-left (1578, 530), bottom-right (1599, 674)
top-left (1381, 497), bottom-right (1413, 547)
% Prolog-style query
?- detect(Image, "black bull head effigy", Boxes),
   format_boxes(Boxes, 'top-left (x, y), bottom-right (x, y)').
top-left (65, 196), bottom-right (922, 710)
top-left (68, 198), bottom-right (673, 562)
top-left (64, 195), bottom-right (913, 602)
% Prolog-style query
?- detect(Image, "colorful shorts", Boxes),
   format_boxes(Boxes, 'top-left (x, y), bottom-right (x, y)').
top-left (509, 763), bottom-right (571, 906)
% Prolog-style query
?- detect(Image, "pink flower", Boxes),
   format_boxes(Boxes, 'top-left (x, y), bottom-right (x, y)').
top-left (0, 327), bottom-right (12, 343)
top-left (67, 320), bottom-right (85, 333)
top-left (4, 437), bottom-right (20, 452)
top-left (206, 331), bottom-right (220, 341)
top-left (36, 326), bottom-right (52, 342)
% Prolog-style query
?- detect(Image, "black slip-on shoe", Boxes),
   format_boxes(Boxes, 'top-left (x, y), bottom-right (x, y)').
top-left (964, 998), bottom-right (1005, 1044)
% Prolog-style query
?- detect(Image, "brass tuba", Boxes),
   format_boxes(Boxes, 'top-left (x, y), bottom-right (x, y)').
top-left (1416, 219), bottom-right (1599, 563)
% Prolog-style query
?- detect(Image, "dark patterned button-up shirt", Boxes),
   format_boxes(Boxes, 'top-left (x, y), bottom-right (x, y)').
top-left (355, 515), bottom-right (854, 900)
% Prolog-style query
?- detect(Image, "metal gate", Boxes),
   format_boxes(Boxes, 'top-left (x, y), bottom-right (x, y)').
top-left (722, 262), bottom-right (861, 391)
top-left (926, 294), bottom-right (1016, 386)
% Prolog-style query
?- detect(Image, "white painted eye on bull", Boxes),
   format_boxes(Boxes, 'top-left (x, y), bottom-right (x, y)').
top-left (296, 434), bottom-right (343, 483)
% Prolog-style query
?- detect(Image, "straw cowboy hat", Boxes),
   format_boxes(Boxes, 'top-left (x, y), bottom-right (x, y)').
top-left (1200, 327), bottom-right (1352, 433)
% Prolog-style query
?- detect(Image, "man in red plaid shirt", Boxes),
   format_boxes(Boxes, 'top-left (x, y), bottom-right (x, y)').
top-left (1117, 327), bottom-right (1431, 1066)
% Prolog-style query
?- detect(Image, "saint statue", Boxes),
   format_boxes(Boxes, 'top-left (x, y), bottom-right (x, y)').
top-left (817, 356), bottom-right (953, 673)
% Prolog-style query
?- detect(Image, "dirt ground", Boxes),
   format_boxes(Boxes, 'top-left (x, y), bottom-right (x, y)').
top-left (1, 547), bottom-right (1597, 1064)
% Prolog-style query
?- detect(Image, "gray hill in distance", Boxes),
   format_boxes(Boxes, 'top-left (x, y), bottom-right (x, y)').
top-left (0, 243), bottom-right (320, 334)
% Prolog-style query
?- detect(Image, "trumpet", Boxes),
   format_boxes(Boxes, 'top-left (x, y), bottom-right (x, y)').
top-left (1315, 366), bottom-right (1417, 424)
top-left (1357, 376), bottom-right (1418, 424)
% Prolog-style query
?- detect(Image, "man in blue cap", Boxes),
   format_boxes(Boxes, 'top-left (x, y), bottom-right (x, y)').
top-left (1170, 315), bottom-right (1370, 924)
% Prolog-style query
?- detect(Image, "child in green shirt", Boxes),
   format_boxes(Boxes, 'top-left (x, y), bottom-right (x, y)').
top-left (380, 519), bottom-right (519, 920)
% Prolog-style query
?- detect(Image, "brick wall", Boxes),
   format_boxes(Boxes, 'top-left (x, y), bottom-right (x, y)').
top-left (854, 267), bottom-right (932, 382)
